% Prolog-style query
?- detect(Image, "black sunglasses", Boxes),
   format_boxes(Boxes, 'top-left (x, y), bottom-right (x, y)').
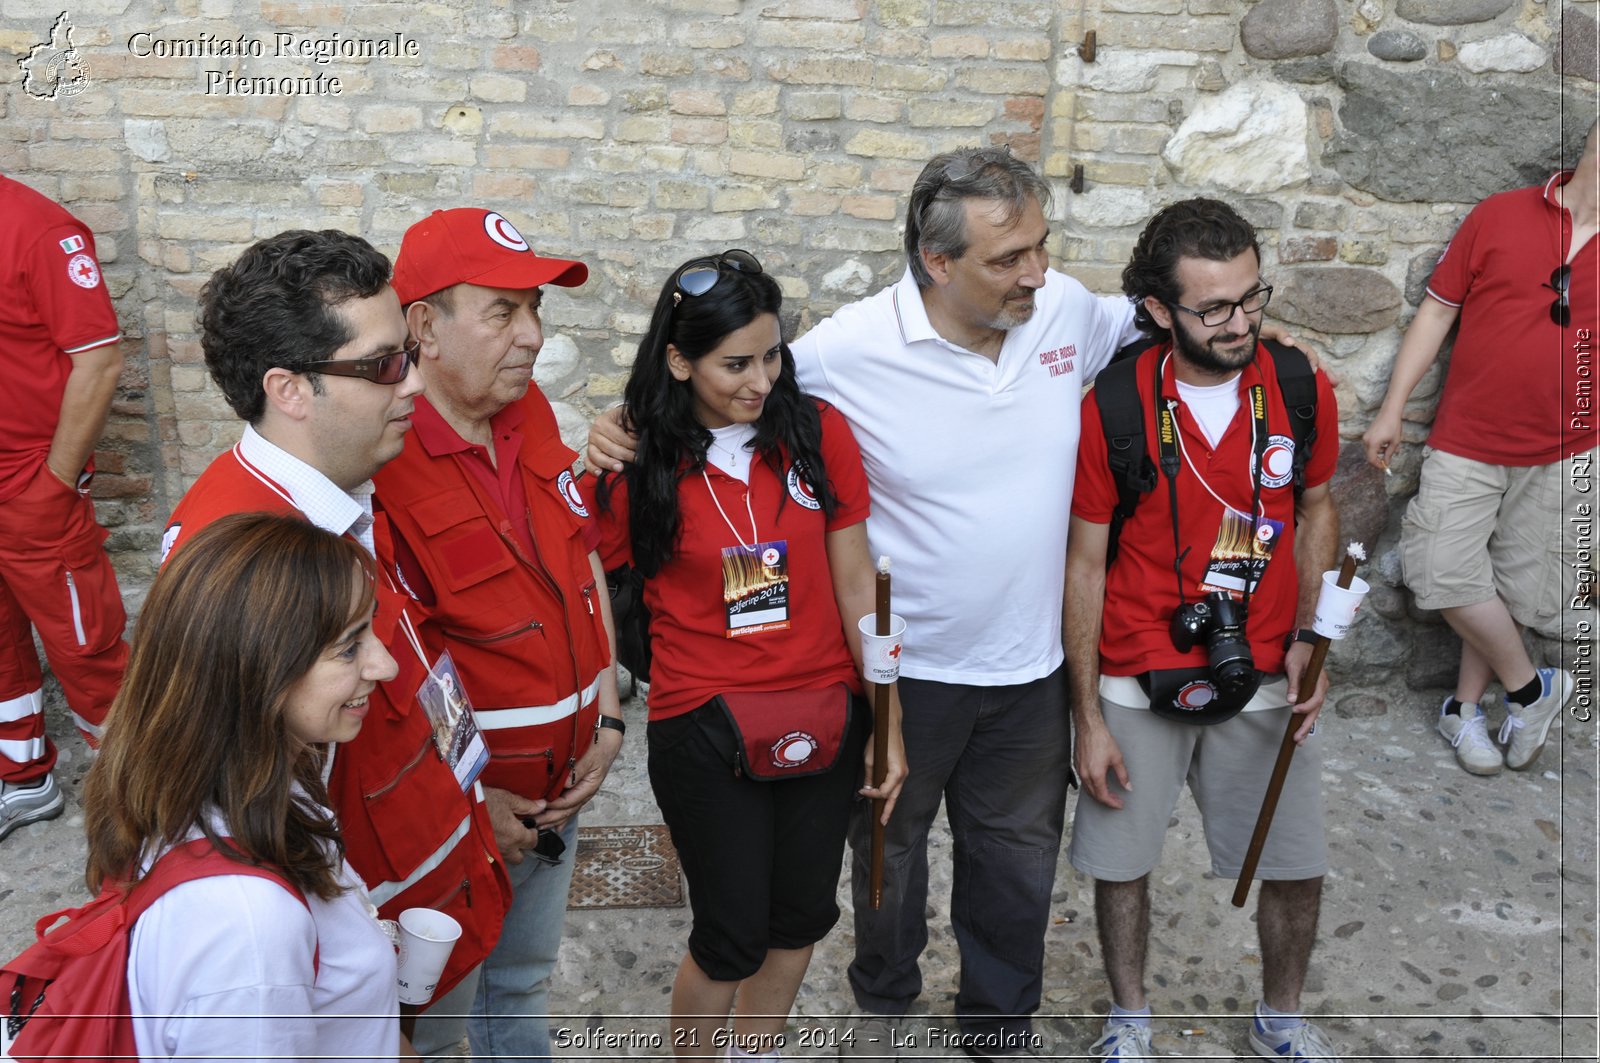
top-left (301, 338), bottom-right (420, 385)
top-left (673, 249), bottom-right (763, 302)
top-left (1547, 265), bottom-right (1571, 327)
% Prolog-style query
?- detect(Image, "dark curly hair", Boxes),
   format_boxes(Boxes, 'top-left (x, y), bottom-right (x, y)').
top-left (1122, 198), bottom-right (1260, 335)
top-left (199, 230), bottom-right (392, 423)
top-left (596, 255), bottom-right (836, 577)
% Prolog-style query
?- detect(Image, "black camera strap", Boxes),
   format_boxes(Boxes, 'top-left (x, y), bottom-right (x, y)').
top-left (1153, 352), bottom-right (1270, 611)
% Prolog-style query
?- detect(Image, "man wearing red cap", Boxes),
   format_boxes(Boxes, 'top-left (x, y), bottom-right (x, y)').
top-left (382, 208), bottom-right (623, 1062)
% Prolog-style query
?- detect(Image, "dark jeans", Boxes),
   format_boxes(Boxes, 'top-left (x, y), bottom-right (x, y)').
top-left (846, 666), bottom-right (1071, 1042)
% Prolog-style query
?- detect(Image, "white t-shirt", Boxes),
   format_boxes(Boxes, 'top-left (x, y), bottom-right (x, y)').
top-left (793, 268), bottom-right (1141, 685)
top-left (128, 810), bottom-right (400, 1062)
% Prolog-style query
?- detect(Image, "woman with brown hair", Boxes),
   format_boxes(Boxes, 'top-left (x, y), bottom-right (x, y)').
top-left (80, 512), bottom-right (405, 1061)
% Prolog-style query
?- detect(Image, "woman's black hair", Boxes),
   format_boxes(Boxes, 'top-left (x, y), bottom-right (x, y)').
top-left (597, 254), bottom-right (836, 576)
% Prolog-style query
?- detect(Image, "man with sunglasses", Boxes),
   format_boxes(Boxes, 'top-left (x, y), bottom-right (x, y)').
top-left (161, 229), bottom-right (510, 1025)
top-left (379, 208), bottom-right (624, 1063)
top-left (1364, 122), bottom-right (1596, 776)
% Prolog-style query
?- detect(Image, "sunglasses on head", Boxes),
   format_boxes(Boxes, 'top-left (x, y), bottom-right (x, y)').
top-left (1547, 265), bottom-right (1571, 327)
top-left (672, 249), bottom-right (763, 303)
top-left (300, 338), bottom-right (420, 385)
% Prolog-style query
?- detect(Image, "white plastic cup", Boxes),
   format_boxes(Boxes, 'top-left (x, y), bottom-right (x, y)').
top-left (857, 613), bottom-right (907, 684)
top-left (394, 907), bottom-right (462, 1005)
top-left (1310, 571), bottom-right (1371, 640)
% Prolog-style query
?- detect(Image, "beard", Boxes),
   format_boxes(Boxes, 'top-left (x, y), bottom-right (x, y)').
top-left (1170, 314), bottom-right (1260, 376)
top-left (984, 288), bottom-right (1038, 331)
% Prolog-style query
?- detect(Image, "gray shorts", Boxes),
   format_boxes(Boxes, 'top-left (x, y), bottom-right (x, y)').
top-left (1400, 447), bottom-right (1590, 634)
top-left (1068, 697), bottom-right (1327, 883)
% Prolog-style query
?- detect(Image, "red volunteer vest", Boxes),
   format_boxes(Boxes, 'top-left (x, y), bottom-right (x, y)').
top-left (374, 391), bottom-right (611, 803)
top-left (162, 448), bottom-right (509, 999)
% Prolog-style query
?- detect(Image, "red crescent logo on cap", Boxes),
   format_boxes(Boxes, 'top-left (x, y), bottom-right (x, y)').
top-left (483, 212), bottom-right (530, 252)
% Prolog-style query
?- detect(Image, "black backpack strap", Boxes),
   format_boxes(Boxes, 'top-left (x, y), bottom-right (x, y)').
top-left (1092, 354), bottom-right (1158, 566)
top-left (1260, 339), bottom-right (1318, 496)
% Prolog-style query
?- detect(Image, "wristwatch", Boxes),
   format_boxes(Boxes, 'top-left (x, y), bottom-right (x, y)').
top-left (1283, 628), bottom-right (1318, 651)
top-left (595, 714), bottom-right (627, 739)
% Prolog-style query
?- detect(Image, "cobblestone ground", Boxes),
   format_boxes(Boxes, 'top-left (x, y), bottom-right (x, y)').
top-left (3, 677), bottom-right (1595, 1062)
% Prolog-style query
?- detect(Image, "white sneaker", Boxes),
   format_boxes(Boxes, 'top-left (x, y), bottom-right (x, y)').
top-left (0, 773), bottom-right (65, 842)
top-left (1248, 1016), bottom-right (1340, 1061)
top-left (1089, 1021), bottom-right (1153, 1061)
top-left (1437, 701), bottom-right (1502, 775)
top-left (1499, 667), bottom-right (1574, 771)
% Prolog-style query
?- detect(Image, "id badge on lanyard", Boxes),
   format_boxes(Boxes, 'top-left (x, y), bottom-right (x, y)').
top-left (1200, 506), bottom-right (1284, 596)
top-left (416, 650), bottom-right (490, 792)
top-left (721, 539), bottom-right (792, 637)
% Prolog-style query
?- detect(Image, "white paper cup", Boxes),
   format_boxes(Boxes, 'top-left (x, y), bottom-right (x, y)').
top-left (395, 907), bottom-right (462, 1005)
top-left (857, 613), bottom-right (907, 684)
top-left (1310, 572), bottom-right (1370, 640)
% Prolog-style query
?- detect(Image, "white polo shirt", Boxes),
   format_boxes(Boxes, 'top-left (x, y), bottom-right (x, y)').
top-left (793, 268), bottom-right (1140, 685)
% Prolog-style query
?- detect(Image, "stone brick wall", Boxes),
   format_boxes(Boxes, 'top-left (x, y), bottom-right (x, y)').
top-left (3, 0), bottom-right (1595, 684)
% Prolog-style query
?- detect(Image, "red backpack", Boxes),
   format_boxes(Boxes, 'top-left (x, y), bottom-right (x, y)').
top-left (1, 838), bottom-right (309, 1063)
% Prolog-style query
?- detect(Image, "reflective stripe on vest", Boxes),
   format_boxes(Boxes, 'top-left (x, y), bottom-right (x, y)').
top-left (474, 675), bottom-right (602, 731)
top-left (366, 811), bottom-right (474, 909)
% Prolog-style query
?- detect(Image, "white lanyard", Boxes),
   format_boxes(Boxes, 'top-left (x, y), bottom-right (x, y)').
top-left (1162, 354), bottom-right (1264, 519)
top-left (702, 468), bottom-right (760, 549)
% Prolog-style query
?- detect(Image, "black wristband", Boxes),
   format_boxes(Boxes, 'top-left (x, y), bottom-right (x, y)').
top-left (1284, 627), bottom-right (1318, 651)
top-left (595, 714), bottom-right (626, 739)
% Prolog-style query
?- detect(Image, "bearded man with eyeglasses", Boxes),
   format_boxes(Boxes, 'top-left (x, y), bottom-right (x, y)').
top-left (162, 230), bottom-right (511, 1041)
top-left (1364, 122), bottom-right (1597, 778)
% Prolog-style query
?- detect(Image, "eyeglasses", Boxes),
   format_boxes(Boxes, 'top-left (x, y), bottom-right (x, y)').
top-left (673, 249), bottom-right (763, 302)
top-left (300, 338), bottom-right (420, 385)
top-left (1167, 285), bottom-right (1274, 328)
top-left (1547, 265), bottom-right (1571, 327)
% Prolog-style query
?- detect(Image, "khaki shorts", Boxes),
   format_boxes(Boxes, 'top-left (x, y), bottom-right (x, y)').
top-left (1068, 697), bottom-right (1327, 883)
top-left (1399, 447), bottom-right (1589, 634)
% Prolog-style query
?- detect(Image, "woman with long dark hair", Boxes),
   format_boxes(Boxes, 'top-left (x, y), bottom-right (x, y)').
top-left (595, 251), bottom-right (907, 1058)
top-left (81, 513), bottom-right (405, 1060)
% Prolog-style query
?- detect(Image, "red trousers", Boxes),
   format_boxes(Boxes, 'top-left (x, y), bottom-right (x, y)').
top-left (0, 464), bottom-right (128, 782)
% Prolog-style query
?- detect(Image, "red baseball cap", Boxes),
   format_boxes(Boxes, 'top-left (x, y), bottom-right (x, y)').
top-left (392, 208), bottom-right (588, 305)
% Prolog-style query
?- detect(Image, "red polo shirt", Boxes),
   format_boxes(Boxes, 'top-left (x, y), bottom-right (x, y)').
top-left (0, 176), bottom-right (122, 501)
top-left (1074, 344), bottom-right (1339, 677)
top-left (592, 401), bottom-right (871, 720)
top-left (1425, 171), bottom-right (1598, 466)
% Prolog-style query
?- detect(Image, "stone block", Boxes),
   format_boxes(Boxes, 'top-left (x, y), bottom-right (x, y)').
top-left (787, 191), bottom-right (842, 216)
top-left (669, 90), bottom-right (726, 116)
top-left (1404, 245), bottom-right (1447, 306)
top-left (953, 65), bottom-right (1049, 95)
top-left (1107, 15), bottom-right (1237, 52)
top-left (683, 214), bottom-right (747, 241)
top-left (1162, 80), bottom-right (1309, 194)
top-left (1368, 30), bottom-right (1428, 62)
top-left (641, 51), bottom-right (695, 77)
top-left (1279, 236), bottom-right (1337, 263)
top-left (1457, 34), bottom-right (1547, 74)
top-left (672, 118), bottom-right (729, 144)
top-left (1339, 241), bottom-right (1388, 265)
top-left (875, 63), bottom-right (950, 91)
top-left (656, 180), bottom-right (710, 209)
top-left (932, 0), bottom-right (1052, 29)
top-left (731, 119), bottom-right (785, 149)
top-left (471, 73), bottom-right (528, 103)
top-left (844, 128), bottom-right (930, 160)
top-left (1327, 63), bottom-right (1568, 203)
top-left (759, 0), bottom-right (865, 18)
top-left (1294, 201), bottom-right (1347, 230)
top-left (754, 20), bottom-right (863, 49)
top-left (1394, 0), bottom-right (1515, 25)
top-left (732, 86), bottom-right (781, 115)
top-left (1057, 50), bottom-right (1199, 93)
top-left (1241, 0), bottom-right (1338, 60)
top-left (360, 105), bottom-right (421, 133)
top-left (845, 95), bottom-right (904, 123)
top-left (876, 0), bottom-right (931, 26)
top-left (728, 149), bottom-right (805, 179)
top-left (712, 184), bottom-right (778, 212)
top-left (1274, 266), bottom-right (1401, 334)
top-left (931, 33), bottom-right (987, 58)
top-left (841, 194), bottom-right (897, 220)
top-left (767, 57), bottom-right (875, 85)
top-left (1331, 440), bottom-right (1391, 550)
top-left (908, 98), bottom-right (995, 127)
top-left (491, 44), bottom-right (540, 71)
top-left (1559, 8), bottom-right (1599, 83)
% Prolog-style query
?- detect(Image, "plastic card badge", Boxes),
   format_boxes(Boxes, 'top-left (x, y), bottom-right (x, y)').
top-left (721, 539), bottom-right (791, 637)
top-left (416, 651), bottom-right (489, 792)
top-left (1200, 506), bottom-right (1285, 596)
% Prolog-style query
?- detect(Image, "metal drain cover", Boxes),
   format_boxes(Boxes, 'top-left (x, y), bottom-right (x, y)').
top-left (570, 824), bottom-right (685, 909)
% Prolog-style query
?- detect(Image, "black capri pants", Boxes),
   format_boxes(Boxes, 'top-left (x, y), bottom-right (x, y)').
top-left (647, 696), bottom-right (870, 982)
